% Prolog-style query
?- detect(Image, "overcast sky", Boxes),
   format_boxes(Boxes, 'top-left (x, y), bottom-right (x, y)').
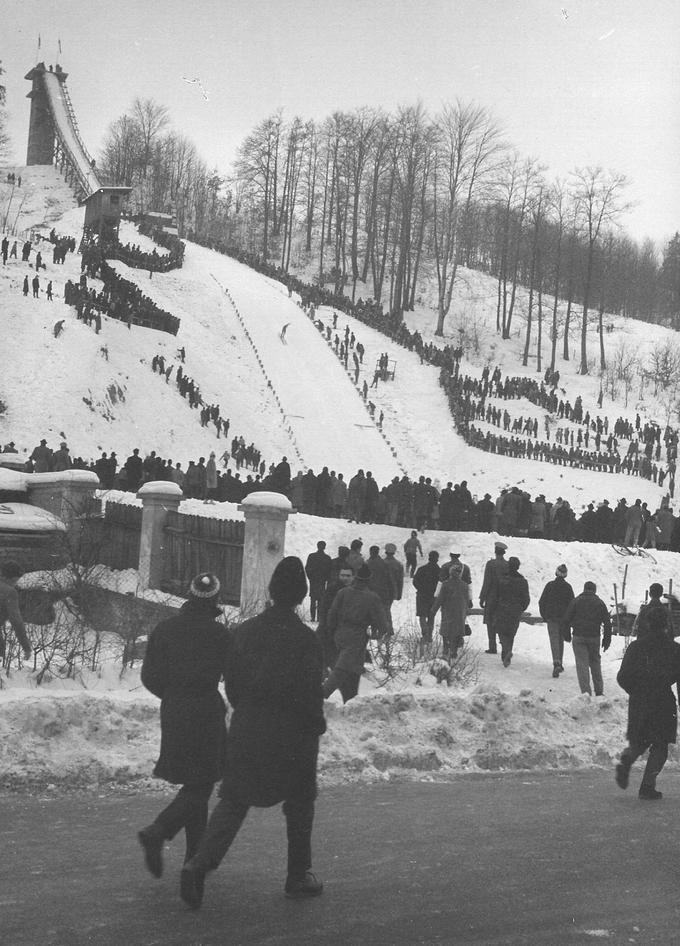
top-left (4, 0), bottom-right (679, 244)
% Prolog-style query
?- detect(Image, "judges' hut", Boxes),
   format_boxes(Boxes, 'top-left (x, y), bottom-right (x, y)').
top-left (84, 187), bottom-right (132, 241)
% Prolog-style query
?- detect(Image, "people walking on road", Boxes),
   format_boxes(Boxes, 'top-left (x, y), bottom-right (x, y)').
top-left (323, 563), bottom-right (389, 703)
top-left (615, 607), bottom-right (680, 800)
top-left (413, 551), bottom-right (441, 655)
top-left (0, 562), bottom-right (33, 660)
top-left (561, 581), bottom-right (612, 696)
top-left (479, 541), bottom-right (509, 655)
top-left (180, 557), bottom-right (326, 909)
top-left (538, 565), bottom-right (575, 678)
top-left (137, 572), bottom-right (231, 880)
top-left (485, 556), bottom-right (530, 667)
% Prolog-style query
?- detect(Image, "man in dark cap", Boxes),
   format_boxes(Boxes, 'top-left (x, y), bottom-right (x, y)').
top-left (561, 581), bottom-right (611, 695)
top-left (323, 564), bottom-right (389, 702)
top-left (304, 541), bottom-right (332, 622)
top-left (479, 541), bottom-right (509, 654)
top-left (181, 557), bottom-right (325, 907)
top-left (538, 565), bottom-right (575, 678)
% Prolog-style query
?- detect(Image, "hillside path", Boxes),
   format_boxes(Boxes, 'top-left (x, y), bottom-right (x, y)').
top-left (2, 772), bottom-right (679, 945)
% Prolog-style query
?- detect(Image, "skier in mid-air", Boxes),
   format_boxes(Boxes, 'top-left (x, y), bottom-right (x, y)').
top-left (280, 323), bottom-right (290, 343)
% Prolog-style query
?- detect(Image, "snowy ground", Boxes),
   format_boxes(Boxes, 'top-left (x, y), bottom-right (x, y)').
top-left (1, 165), bottom-right (678, 789)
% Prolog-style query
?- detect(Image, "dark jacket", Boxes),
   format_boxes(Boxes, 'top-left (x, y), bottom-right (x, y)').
top-left (141, 599), bottom-right (231, 786)
top-left (635, 600), bottom-right (674, 639)
top-left (488, 570), bottom-right (530, 636)
top-left (366, 553), bottom-right (397, 605)
top-left (413, 561), bottom-right (441, 616)
top-left (617, 629), bottom-right (680, 745)
top-left (221, 604), bottom-right (325, 808)
top-left (327, 580), bottom-right (388, 674)
top-left (305, 549), bottom-right (332, 588)
top-left (538, 577), bottom-right (575, 621)
top-left (561, 591), bottom-right (611, 642)
top-left (479, 556), bottom-right (509, 625)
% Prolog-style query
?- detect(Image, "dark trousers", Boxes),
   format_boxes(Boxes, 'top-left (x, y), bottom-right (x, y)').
top-left (486, 621), bottom-right (498, 652)
top-left (322, 667), bottom-right (360, 703)
top-left (622, 741), bottom-right (669, 789)
top-left (149, 782), bottom-right (214, 861)
top-left (192, 792), bottom-right (314, 881)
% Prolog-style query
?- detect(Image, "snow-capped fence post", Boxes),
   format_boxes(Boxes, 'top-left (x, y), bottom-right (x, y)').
top-left (237, 491), bottom-right (295, 616)
top-left (137, 481), bottom-right (183, 591)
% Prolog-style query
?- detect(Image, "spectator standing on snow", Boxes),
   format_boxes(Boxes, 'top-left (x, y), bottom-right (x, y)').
top-left (32, 274), bottom-right (40, 298)
top-left (413, 551), bottom-right (441, 654)
top-left (323, 564), bottom-right (389, 703)
top-left (305, 541), bottom-right (333, 622)
top-left (403, 530), bottom-right (423, 578)
top-left (479, 541), bottom-right (509, 655)
top-left (538, 565), bottom-right (575, 678)
top-left (346, 538), bottom-right (365, 575)
top-left (431, 561), bottom-right (471, 661)
top-left (138, 573), bottom-right (231, 881)
top-left (22, 275), bottom-right (29, 296)
top-left (0, 562), bottom-right (33, 660)
top-left (383, 543), bottom-right (404, 623)
top-left (180, 558), bottom-right (325, 908)
top-left (29, 438), bottom-right (52, 472)
top-left (316, 563), bottom-right (354, 674)
top-left (561, 581), bottom-right (612, 696)
top-left (615, 608), bottom-right (680, 800)
top-left (365, 545), bottom-right (397, 636)
top-left (485, 556), bottom-right (530, 668)
top-left (634, 583), bottom-right (675, 640)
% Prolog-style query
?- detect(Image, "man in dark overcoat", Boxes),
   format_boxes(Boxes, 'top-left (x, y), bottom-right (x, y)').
top-left (138, 573), bottom-right (231, 879)
top-left (305, 540), bottom-right (332, 622)
top-left (181, 557), bottom-right (326, 908)
top-left (479, 541), bottom-right (509, 654)
top-left (486, 556), bottom-right (530, 667)
top-left (615, 608), bottom-right (680, 799)
top-left (413, 550), bottom-right (440, 653)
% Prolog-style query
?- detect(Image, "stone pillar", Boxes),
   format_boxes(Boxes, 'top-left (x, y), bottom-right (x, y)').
top-left (27, 470), bottom-right (100, 527)
top-left (137, 481), bottom-right (183, 591)
top-left (238, 491), bottom-right (295, 616)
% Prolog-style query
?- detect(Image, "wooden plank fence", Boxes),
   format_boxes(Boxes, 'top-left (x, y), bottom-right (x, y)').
top-left (162, 511), bottom-right (244, 604)
top-left (97, 501), bottom-right (142, 570)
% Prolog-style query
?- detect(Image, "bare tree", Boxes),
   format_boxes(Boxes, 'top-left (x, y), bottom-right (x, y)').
top-left (571, 166), bottom-right (630, 374)
top-left (431, 101), bottom-right (503, 336)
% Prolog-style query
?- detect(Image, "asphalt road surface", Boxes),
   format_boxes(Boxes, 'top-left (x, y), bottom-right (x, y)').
top-left (2, 771), bottom-right (679, 946)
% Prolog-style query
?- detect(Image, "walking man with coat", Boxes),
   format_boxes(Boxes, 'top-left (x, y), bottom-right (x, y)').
top-left (479, 541), bottom-right (509, 655)
top-left (138, 573), bottom-right (232, 880)
top-left (615, 607), bottom-right (680, 799)
top-left (413, 551), bottom-right (441, 655)
top-left (538, 564), bottom-right (575, 678)
top-left (486, 556), bottom-right (530, 667)
top-left (561, 581), bottom-right (612, 696)
top-left (180, 557), bottom-right (326, 908)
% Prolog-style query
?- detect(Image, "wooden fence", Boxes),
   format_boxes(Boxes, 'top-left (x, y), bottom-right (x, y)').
top-left (96, 502), bottom-right (142, 570)
top-left (161, 511), bottom-right (244, 604)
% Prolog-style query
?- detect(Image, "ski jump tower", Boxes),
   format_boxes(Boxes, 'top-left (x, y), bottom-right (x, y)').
top-left (24, 61), bottom-right (130, 231)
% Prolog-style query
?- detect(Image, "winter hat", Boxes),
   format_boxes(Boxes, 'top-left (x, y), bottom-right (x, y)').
top-left (356, 564), bottom-right (372, 580)
top-left (649, 582), bottom-right (664, 598)
top-left (268, 556), bottom-right (307, 607)
top-left (384, 543), bottom-right (397, 554)
top-left (555, 565), bottom-right (568, 577)
top-left (508, 556), bottom-right (520, 572)
top-left (350, 539), bottom-right (363, 550)
top-left (189, 572), bottom-right (221, 599)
